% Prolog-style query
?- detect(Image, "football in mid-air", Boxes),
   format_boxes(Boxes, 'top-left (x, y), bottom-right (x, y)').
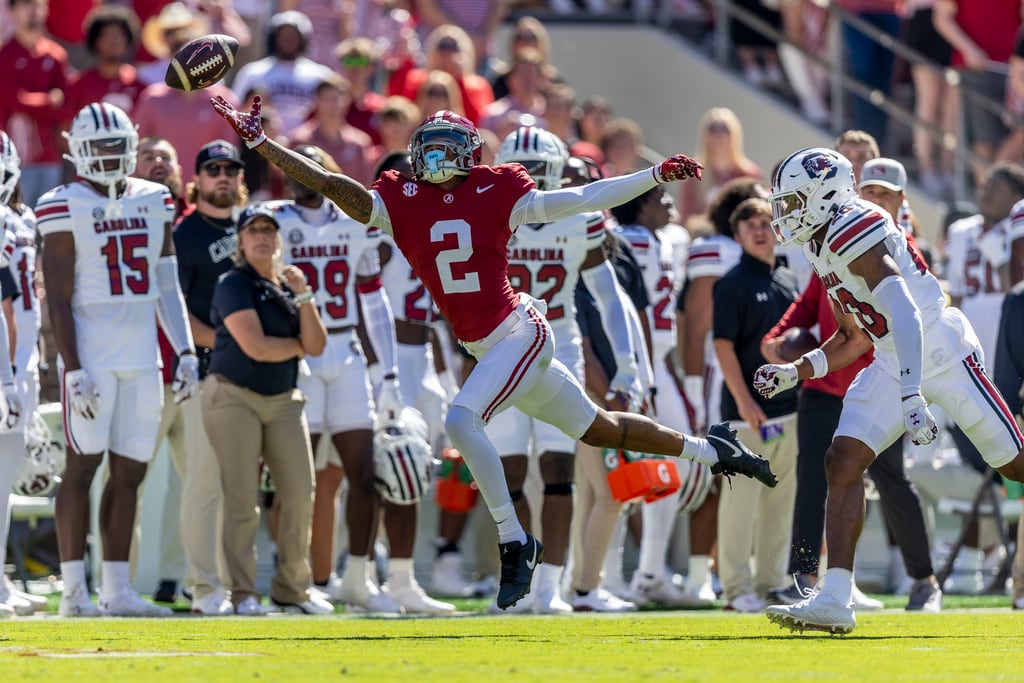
top-left (778, 327), bottom-right (819, 362)
top-left (164, 34), bottom-right (239, 92)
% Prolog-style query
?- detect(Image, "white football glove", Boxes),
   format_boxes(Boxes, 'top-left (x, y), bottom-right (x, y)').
top-left (377, 377), bottom-right (405, 422)
top-left (606, 355), bottom-right (639, 405)
top-left (683, 375), bottom-right (706, 434)
top-left (1, 381), bottom-right (21, 430)
top-left (902, 394), bottom-right (938, 445)
top-left (65, 368), bottom-right (100, 420)
top-left (172, 353), bottom-right (200, 404)
top-left (753, 363), bottom-right (799, 399)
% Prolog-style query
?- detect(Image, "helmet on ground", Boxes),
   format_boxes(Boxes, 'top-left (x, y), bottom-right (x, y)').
top-left (770, 147), bottom-right (855, 245)
top-left (63, 102), bottom-right (139, 186)
top-left (12, 411), bottom-right (66, 497)
top-left (0, 131), bottom-right (20, 205)
top-left (496, 125), bottom-right (569, 190)
top-left (409, 110), bottom-right (482, 184)
top-left (373, 407), bottom-right (433, 505)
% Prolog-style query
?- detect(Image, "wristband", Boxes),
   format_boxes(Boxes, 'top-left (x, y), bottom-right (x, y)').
top-left (800, 348), bottom-right (828, 379)
top-left (294, 290), bottom-right (315, 306)
top-left (245, 133), bottom-right (267, 149)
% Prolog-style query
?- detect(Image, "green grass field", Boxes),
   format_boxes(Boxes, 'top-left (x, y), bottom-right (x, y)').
top-left (2, 598), bottom-right (1023, 682)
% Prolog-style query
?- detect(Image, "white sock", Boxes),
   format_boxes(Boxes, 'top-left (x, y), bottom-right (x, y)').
top-left (819, 568), bottom-right (854, 606)
top-left (344, 555), bottom-right (368, 584)
top-left (491, 502), bottom-right (527, 545)
top-left (101, 561), bottom-right (130, 597)
top-left (537, 562), bottom-right (562, 591)
top-left (638, 492), bottom-right (679, 576)
top-left (681, 436), bottom-right (718, 466)
top-left (387, 558), bottom-right (413, 586)
top-left (685, 555), bottom-right (711, 589)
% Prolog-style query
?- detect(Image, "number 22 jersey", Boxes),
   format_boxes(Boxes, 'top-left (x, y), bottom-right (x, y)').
top-left (35, 178), bottom-right (173, 370)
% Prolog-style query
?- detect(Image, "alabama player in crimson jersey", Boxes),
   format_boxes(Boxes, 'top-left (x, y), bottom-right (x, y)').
top-left (37, 102), bottom-right (198, 618)
top-left (212, 97), bottom-right (777, 610)
top-left (758, 147), bottom-right (1024, 635)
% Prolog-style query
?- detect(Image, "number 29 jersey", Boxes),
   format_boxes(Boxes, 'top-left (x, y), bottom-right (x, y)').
top-left (806, 197), bottom-right (976, 379)
top-left (35, 178), bottom-right (173, 370)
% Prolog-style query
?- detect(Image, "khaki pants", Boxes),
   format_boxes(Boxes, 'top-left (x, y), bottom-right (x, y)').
top-left (571, 442), bottom-right (623, 593)
top-left (202, 374), bottom-right (315, 605)
top-left (180, 381), bottom-right (229, 598)
top-left (717, 414), bottom-right (799, 602)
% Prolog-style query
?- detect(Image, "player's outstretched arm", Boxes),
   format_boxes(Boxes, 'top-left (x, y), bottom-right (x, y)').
top-left (210, 96), bottom-right (374, 224)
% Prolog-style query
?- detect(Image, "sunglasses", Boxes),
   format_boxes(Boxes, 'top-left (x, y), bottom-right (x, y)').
top-left (203, 163), bottom-right (241, 177)
top-left (425, 88), bottom-right (448, 98)
top-left (436, 40), bottom-right (460, 52)
top-left (514, 32), bottom-right (538, 42)
top-left (341, 54), bottom-right (372, 68)
top-left (707, 122), bottom-right (730, 134)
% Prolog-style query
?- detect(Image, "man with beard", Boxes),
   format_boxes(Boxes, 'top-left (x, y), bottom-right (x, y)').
top-left (171, 139), bottom-right (248, 615)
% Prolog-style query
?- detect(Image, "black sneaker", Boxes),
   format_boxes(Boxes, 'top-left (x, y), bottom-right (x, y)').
top-left (496, 534), bottom-right (543, 610)
top-left (153, 580), bottom-right (178, 604)
top-left (707, 423), bottom-right (779, 487)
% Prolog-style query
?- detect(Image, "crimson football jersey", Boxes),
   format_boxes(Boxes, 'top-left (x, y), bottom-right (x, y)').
top-left (371, 164), bottom-right (535, 342)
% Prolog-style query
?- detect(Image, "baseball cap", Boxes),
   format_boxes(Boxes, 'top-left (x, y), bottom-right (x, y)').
top-left (859, 158), bottom-right (907, 192)
top-left (195, 140), bottom-right (244, 173)
top-left (238, 204), bottom-right (280, 230)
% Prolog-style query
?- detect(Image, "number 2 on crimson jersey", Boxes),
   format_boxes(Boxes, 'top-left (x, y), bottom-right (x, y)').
top-left (431, 220), bottom-right (481, 294)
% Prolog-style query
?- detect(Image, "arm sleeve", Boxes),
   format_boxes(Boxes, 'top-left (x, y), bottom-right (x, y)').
top-left (871, 275), bottom-right (924, 396)
top-left (510, 169), bottom-right (658, 226)
top-left (368, 190), bottom-right (394, 236)
top-left (358, 279), bottom-right (398, 376)
top-left (155, 256), bottom-right (196, 355)
top-left (580, 259), bottom-right (635, 366)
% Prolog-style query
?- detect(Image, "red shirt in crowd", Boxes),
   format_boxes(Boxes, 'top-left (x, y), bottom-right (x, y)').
top-left (346, 91), bottom-right (386, 145)
top-left (945, 0), bottom-right (1021, 68)
top-left (392, 69), bottom-right (494, 126)
top-left (65, 64), bottom-right (145, 120)
top-left (0, 35), bottom-right (70, 165)
top-left (46, 0), bottom-right (96, 44)
top-left (133, 83), bottom-right (238, 175)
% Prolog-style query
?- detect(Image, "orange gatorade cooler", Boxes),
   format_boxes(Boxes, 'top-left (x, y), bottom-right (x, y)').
top-left (435, 447), bottom-right (478, 512)
top-left (604, 448), bottom-right (681, 504)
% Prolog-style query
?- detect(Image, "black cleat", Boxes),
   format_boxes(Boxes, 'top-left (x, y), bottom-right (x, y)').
top-left (153, 580), bottom-right (179, 604)
top-left (707, 422), bottom-right (778, 488)
top-left (496, 534), bottom-right (543, 610)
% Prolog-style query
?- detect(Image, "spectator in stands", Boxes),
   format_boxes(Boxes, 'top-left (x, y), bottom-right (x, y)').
top-left (0, 0), bottom-right (71, 207)
top-left (137, 2), bottom-right (210, 86)
top-left (599, 118), bottom-right (647, 178)
top-left (480, 48), bottom-right (549, 139)
top-left (337, 37), bottom-right (386, 144)
top-left (834, 128), bottom-right (880, 183)
top-left (490, 16), bottom-right (562, 101)
top-left (543, 84), bottom-right (583, 152)
top-left (292, 76), bottom-right (377, 189)
top-left (732, 0), bottom-right (784, 89)
top-left (906, 0), bottom-right (958, 198)
top-left (712, 197), bottom-right (799, 613)
top-left (393, 25), bottom-right (494, 125)
top-left (1003, 25), bottom-right (1024, 167)
top-left (577, 96), bottom-right (611, 152)
top-left (934, 0), bottom-right (1021, 184)
top-left (203, 204), bottom-right (331, 616)
top-left (231, 10), bottom-right (334, 133)
top-left (279, 0), bottom-right (346, 68)
top-left (413, 0), bottom-right (508, 75)
top-left (680, 108), bottom-right (763, 228)
top-left (777, 0), bottom-right (830, 125)
top-left (66, 5), bottom-right (145, 119)
top-left (413, 70), bottom-right (466, 121)
top-left (44, 0), bottom-right (93, 67)
top-left (374, 96), bottom-right (422, 157)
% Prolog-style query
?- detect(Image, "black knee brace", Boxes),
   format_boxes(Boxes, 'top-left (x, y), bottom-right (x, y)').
top-left (543, 482), bottom-right (574, 496)
top-left (509, 489), bottom-right (524, 502)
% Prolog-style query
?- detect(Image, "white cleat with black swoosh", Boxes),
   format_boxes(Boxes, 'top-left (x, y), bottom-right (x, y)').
top-left (707, 423), bottom-right (779, 488)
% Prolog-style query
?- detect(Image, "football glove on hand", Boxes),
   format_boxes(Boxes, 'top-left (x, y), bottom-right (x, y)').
top-left (172, 353), bottom-right (200, 404)
top-left (210, 95), bottom-right (266, 148)
top-left (65, 368), bottom-right (99, 420)
top-left (1, 382), bottom-right (21, 430)
top-left (902, 394), bottom-right (938, 445)
top-left (377, 377), bottom-right (404, 422)
top-left (606, 355), bottom-right (639, 406)
top-left (753, 363), bottom-right (798, 399)
top-left (653, 154), bottom-right (703, 183)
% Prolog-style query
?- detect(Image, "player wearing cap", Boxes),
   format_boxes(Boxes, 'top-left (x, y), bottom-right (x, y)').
top-left (39, 102), bottom-right (197, 618)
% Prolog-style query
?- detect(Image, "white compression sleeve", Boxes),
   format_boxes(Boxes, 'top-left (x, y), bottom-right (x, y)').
top-left (511, 168), bottom-right (658, 227)
top-left (155, 256), bottom-right (195, 355)
top-left (871, 275), bottom-right (923, 395)
top-left (580, 260), bottom-right (636, 365)
top-left (359, 285), bottom-right (398, 376)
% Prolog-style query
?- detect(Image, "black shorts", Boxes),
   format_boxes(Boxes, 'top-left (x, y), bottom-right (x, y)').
top-left (903, 9), bottom-right (952, 67)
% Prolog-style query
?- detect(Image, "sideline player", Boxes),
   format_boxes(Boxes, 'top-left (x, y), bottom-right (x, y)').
top-left (757, 147), bottom-right (1024, 634)
top-left (38, 102), bottom-right (198, 617)
top-left (211, 98), bottom-right (778, 609)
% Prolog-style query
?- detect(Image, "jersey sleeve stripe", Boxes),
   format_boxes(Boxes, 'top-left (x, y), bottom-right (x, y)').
top-left (35, 203), bottom-right (70, 218)
top-left (828, 212), bottom-right (884, 253)
top-left (687, 252), bottom-right (720, 263)
top-left (833, 221), bottom-right (885, 257)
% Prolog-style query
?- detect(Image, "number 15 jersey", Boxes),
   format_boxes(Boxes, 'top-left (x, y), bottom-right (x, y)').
top-left (35, 178), bottom-right (173, 371)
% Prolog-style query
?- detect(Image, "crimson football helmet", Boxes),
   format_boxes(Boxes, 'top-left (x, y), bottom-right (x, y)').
top-left (496, 125), bottom-right (569, 190)
top-left (409, 110), bottom-right (482, 183)
top-left (0, 131), bottom-right (20, 205)
top-left (770, 147), bottom-right (855, 245)
top-left (63, 102), bottom-right (139, 186)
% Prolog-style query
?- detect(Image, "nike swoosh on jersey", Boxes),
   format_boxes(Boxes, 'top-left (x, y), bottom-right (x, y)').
top-left (476, 184), bottom-right (495, 194)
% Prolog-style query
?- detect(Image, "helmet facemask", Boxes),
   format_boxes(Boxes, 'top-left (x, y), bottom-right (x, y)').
top-left (496, 126), bottom-right (569, 190)
top-left (63, 103), bottom-right (140, 215)
top-left (0, 132), bottom-right (20, 206)
top-left (410, 115), bottom-right (481, 184)
top-left (770, 148), bottom-right (856, 245)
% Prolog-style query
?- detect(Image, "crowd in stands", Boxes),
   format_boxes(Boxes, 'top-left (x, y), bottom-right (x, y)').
top-left (1, 0), bottom-right (1023, 618)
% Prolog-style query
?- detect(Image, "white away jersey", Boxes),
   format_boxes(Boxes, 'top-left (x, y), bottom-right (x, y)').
top-left (507, 210), bottom-right (605, 350)
top-left (381, 233), bottom-right (434, 325)
top-left (686, 234), bottom-right (742, 280)
top-left (1010, 197), bottom-right (1024, 242)
top-left (807, 197), bottom-right (974, 378)
top-left (4, 204), bottom-right (41, 341)
top-left (944, 213), bottom-right (1008, 363)
top-left (276, 200), bottom-right (382, 330)
top-left (617, 222), bottom-right (681, 360)
top-left (35, 178), bottom-right (174, 370)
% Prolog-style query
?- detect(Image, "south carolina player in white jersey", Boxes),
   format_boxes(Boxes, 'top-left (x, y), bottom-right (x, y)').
top-left (213, 98), bottom-right (777, 610)
top-left (481, 127), bottom-right (640, 614)
top-left (37, 103), bottom-right (198, 618)
top-left (757, 147), bottom-right (1024, 635)
top-left (269, 145), bottom-right (403, 614)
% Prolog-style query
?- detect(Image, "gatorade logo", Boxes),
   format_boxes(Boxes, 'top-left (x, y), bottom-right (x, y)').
top-left (657, 463), bottom-right (671, 484)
